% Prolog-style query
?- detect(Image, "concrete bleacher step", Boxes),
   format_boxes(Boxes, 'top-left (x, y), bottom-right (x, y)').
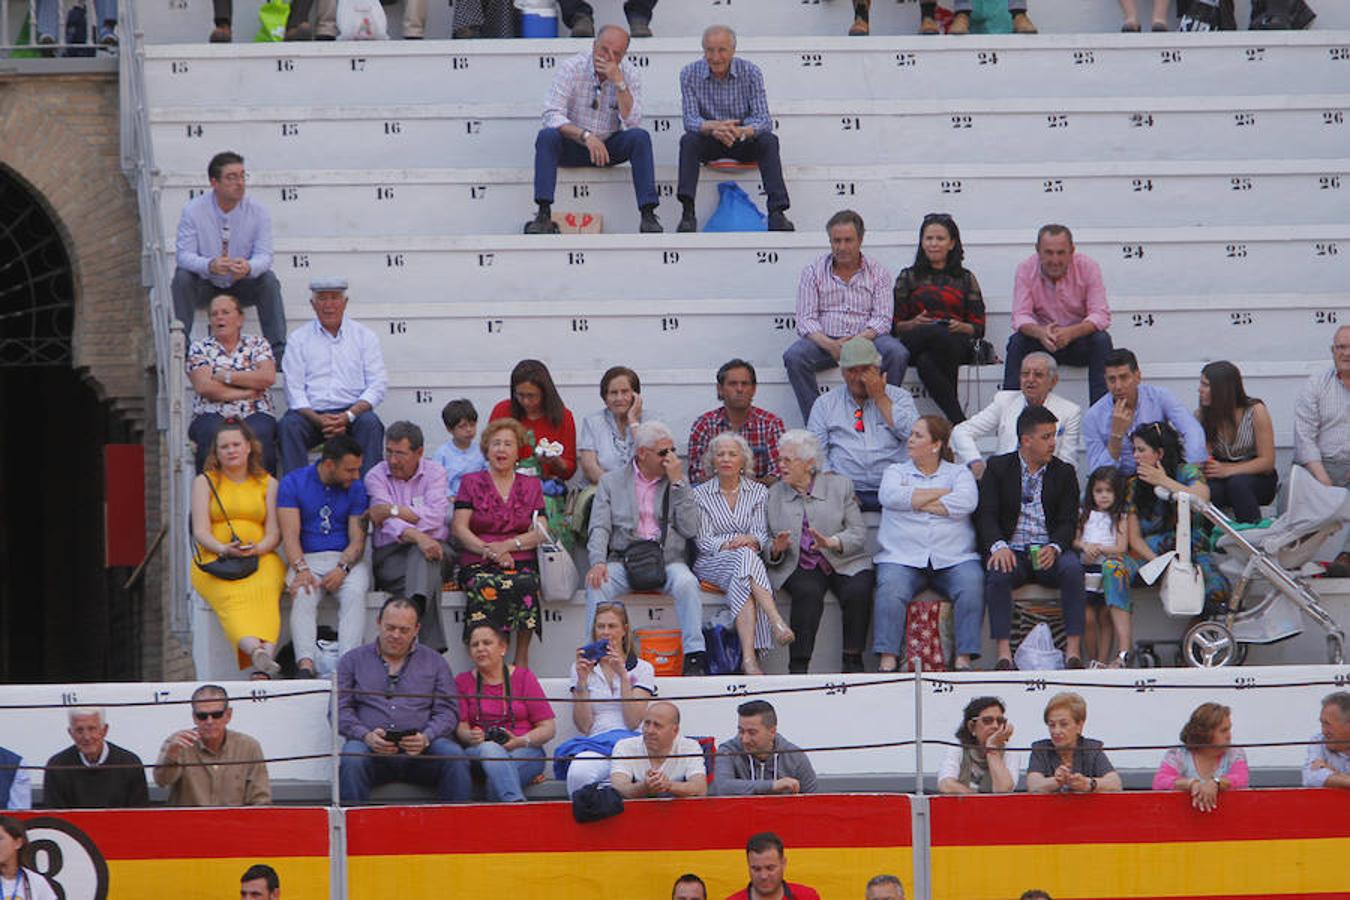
top-left (250, 292), bottom-right (1344, 374)
top-left (235, 226), bottom-right (1350, 302)
top-left (348, 363), bottom-right (1323, 453)
top-left (140, 33), bottom-right (1350, 106)
top-left (130, 0), bottom-right (1350, 43)
top-left (146, 93), bottom-right (1350, 172)
top-left (156, 159), bottom-right (1350, 236)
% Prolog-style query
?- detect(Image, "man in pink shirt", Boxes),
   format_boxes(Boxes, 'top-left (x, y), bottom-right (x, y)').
top-left (365, 421), bottom-right (451, 649)
top-left (1001, 224), bottom-right (1113, 406)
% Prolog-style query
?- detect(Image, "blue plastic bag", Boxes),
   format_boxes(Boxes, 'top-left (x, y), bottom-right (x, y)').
top-left (703, 181), bottom-right (767, 233)
top-left (702, 623), bottom-right (743, 675)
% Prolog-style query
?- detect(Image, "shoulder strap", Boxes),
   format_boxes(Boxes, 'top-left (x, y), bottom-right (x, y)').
top-left (203, 473), bottom-right (244, 544)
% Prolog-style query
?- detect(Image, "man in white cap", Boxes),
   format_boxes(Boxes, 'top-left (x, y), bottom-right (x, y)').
top-left (279, 277), bottom-right (388, 476)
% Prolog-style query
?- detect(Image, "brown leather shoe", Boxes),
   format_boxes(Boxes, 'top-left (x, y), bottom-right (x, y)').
top-left (1012, 11), bottom-right (1039, 33)
top-left (918, 16), bottom-right (940, 34)
top-left (208, 24), bottom-right (232, 42)
top-left (848, 16), bottom-right (869, 35)
top-left (948, 12), bottom-right (970, 34)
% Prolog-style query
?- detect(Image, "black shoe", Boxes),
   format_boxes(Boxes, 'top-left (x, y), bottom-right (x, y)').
top-left (994, 657), bottom-right (1016, 671)
top-left (788, 659), bottom-right (810, 675)
top-left (682, 652), bottom-right (706, 676)
top-left (639, 209), bottom-right (663, 233)
top-left (677, 211), bottom-right (697, 233)
top-left (767, 210), bottom-right (795, 232)
top-left (294, 664), bottom-right (320, 679)
top-left (570, 13), bottom-right (594, 37)
top-left (1065, 655), bottom-right (1085, 669)
top-left (841, 652), bottom-right (864, 673)
top-left (626, 14), bottom-right (652, 37)
top-left (523, 209), bottom-right (560, 234)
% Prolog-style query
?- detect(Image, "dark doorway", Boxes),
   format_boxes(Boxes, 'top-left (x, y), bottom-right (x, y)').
top-left (0, 166), bottom-right (141, 682)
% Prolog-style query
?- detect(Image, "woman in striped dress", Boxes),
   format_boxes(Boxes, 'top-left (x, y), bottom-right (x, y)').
top-left (692, 432), bottom-right (795, 675)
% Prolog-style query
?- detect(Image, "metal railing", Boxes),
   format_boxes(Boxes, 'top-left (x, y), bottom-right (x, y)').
top-left (118, 0), bottom-right (192, 643)
top-left (1, 0), bottom-right (112, 53)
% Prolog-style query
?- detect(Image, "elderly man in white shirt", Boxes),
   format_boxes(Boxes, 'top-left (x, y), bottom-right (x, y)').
top-left (279, 277), bottom-right (388, 476)
top-left (1303, 691), bottom-right (1350, 789)
top-left (951, 351), bottom-right (1082, 478)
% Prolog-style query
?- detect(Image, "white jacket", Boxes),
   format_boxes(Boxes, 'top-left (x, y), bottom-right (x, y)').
top-left (951, 390), bottom-right (1083, 468)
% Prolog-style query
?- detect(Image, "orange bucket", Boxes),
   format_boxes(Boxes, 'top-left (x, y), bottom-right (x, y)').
top-left (636, 628), bottom-right (684, 677)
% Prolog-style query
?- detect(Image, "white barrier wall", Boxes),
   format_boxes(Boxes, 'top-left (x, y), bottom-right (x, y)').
top-left (4, 667), bottom-right (1346, 791)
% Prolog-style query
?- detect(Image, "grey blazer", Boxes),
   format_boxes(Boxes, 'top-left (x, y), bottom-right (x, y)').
top-left (587, 464), bottom-right (700, 567)
top-left (763, 471), bottom-right (872, 589)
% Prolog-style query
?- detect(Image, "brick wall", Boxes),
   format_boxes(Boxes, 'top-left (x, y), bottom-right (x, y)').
top-left (0, 72), bottom-right (177, 679)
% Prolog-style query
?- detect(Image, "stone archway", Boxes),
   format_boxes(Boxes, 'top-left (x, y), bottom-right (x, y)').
top-left (0, 72), bottom-right (172, 679)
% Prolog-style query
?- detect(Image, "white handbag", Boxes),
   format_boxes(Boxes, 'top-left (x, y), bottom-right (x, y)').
top-left (533, 512), bottom-right (580, 603)
top-left (1159, 491), bottom-right (1206, 616)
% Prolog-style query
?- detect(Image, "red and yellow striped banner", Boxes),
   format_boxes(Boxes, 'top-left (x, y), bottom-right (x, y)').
top-left (347, 794), bottom-right (913, 899)
top-left (16, 808), bottom-right (330, 900)
top-left (930, 788), bottom-right (1350, 899)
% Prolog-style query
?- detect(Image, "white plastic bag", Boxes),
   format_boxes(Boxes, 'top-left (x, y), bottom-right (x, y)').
top-left (336, 0), bottom-right (388, 40)
top-left (1014, 622), bottom-right (1064, 671)
top-left (314, 638), bottom-right (342, 677)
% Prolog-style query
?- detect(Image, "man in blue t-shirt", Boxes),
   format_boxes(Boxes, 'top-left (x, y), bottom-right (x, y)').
top-left (278, 435), bottom-right (371, 678)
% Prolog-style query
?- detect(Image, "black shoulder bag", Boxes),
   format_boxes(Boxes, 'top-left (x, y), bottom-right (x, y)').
top-left (621, 485), bottom-right (670, 592)
top-left (192, 474), bottom-right (261, 581)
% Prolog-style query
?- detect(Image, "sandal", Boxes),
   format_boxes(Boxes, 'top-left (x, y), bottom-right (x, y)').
top-left (773, 622), bottom-right (796, 646)
top-left (251, 646), bottom-right (281, 676)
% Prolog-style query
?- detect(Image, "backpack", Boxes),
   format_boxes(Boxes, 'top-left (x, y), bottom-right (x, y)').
top-left (1250, 0), bottom-right (1316, 29)
top-left (64, 3), bottom-right (95, 56)
top-left (1176, 0), bottom-right (1236, 31)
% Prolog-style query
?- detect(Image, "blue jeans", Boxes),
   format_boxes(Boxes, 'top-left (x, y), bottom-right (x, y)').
top-left (532, 127), bottom-right (658, 210)
top-left (37, 0), bottom-right (117, 39)
top-left (338, 738), bottom-right (471, 804)
top-left (586, 560), bottom-right (706, 653)
top-left (985, 549), bottom-right (1087, 639)
top-left (1002, 330), bottom-right (1113, 407)
top-left (782, 334), bottom-right (910, 425)
top-left (466, 742), bottom-right (546, 802)
top-left (278, 408), bottom-right (385, 476)
top-left (189, 412), bottom-right (277, 475)
top-left (873, 560), bottom-right (985, 659)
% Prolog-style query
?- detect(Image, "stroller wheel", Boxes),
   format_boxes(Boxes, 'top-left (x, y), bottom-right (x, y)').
top-left (1329, 634), bottom-right (1346, 666)
top-left (1183, 621), bottom-right (1241, 668)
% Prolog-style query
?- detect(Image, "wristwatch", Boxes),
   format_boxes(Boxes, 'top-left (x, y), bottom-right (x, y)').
top-left (1089, 777), bottom-right (1098, 793)
top-left (580, 129), bottom-right (592, 143)
top-left (337, 561), bottom-right (352, 574)
top-left (390, 505), bottom-right (400, 519)
top-left (346, 409), bottom-right (356, 424)
top-left (514, 537), bottom-right (523, 550)
top-left (223, 369), bottom-right (233, 385)
top-left (615, 81), bottom-right (628, 92)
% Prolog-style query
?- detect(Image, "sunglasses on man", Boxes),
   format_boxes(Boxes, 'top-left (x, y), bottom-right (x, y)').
top-left (194, 710), bottom-right (227, 721)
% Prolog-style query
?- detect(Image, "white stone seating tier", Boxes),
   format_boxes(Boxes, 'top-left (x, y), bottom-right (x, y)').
top-left (148, 93), bottom-right (1349, 173)
top-left (132, 0), bottom-right (1350, 42)
top-left (141, 34), bottom-right (1350, 107)
top-left (155, 159), bottom-right (1350, 236)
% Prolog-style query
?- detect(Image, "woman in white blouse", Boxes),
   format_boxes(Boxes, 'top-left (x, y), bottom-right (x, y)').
top-left (693, 432), bottom-right (795, 675)
top-left (873, 415), bottom-right (985, 672)
top-left (556, 600), bottom-right (656, 796)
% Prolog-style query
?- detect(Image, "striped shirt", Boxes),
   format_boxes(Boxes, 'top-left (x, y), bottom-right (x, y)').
top-left (1294, 367), bottom-right (1350, 466)
top-left (541, 51), bottom-right (643, 138)
top-left (796, 252), bottom-right (894, 339)
top-left (679, 57), bottom-right (772, 135)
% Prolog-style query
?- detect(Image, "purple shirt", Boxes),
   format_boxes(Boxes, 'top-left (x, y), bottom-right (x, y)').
top-left (454, 471), bottom-right (545, 566)
top-left (364, 457), bottom-right (450, 549)
top-left (1011, 252), bottom-right (1111, 333)
top-left (337, 641), bottom-right (459, 742)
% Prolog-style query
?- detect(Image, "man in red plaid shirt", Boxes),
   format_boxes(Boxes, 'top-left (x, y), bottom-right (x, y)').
top-left (687, 358), bottom-right (785, 486)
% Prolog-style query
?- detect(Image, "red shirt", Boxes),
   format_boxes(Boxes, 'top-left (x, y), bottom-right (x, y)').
top-left (725, 884), bottom-right (821, 900)
top-left (489, 399), bottom-right (578, 480)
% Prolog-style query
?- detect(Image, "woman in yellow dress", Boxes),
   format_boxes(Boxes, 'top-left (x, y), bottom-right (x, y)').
top-left (190, 420), bottom-right (287, 676)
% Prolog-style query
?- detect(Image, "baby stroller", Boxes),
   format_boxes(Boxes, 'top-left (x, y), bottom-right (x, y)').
top-left (1163, 465), bottom-right (1349, 667)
